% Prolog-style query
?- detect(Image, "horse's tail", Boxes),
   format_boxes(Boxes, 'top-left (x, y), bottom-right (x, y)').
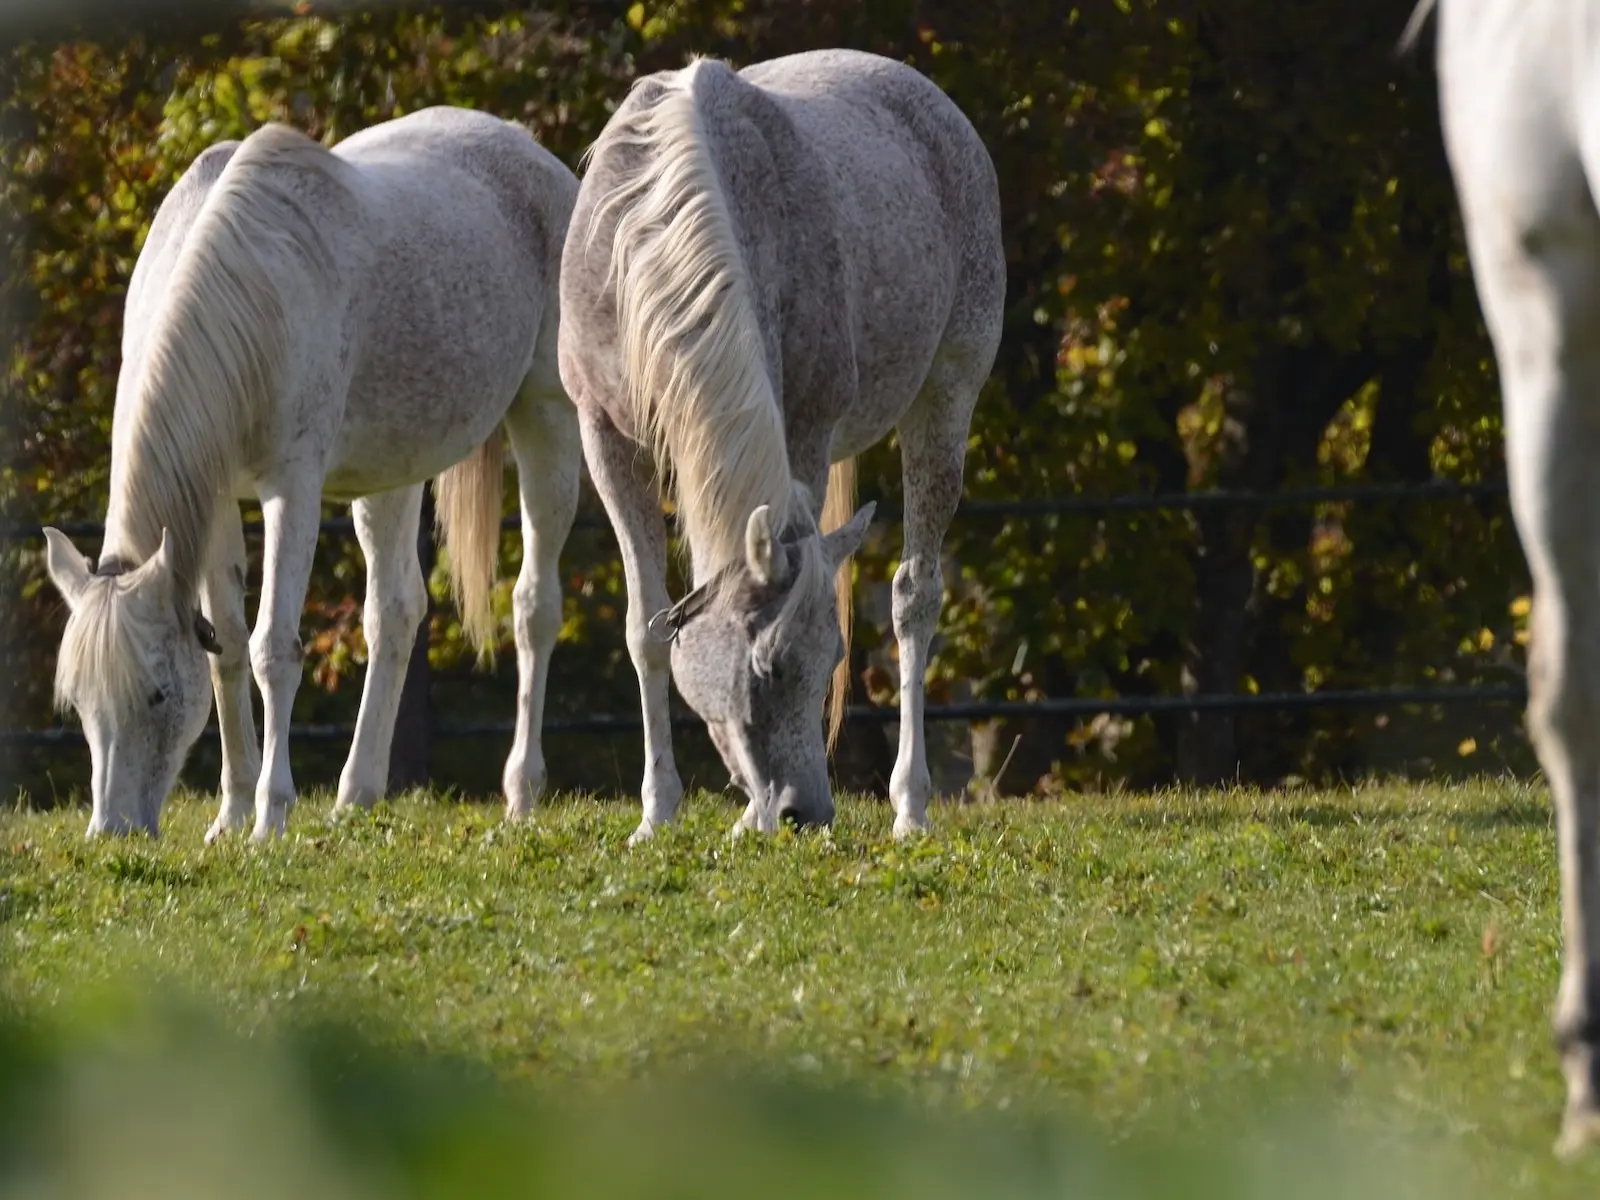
top-left (823, 456), bottom-right (857, 754)
top-left (435, 433), bottom-right (505, 664)
top-left (1395, 0), bottom-right (1437, 57)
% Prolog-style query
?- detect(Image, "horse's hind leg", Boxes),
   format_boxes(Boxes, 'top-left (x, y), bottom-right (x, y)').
top-left (1506, 323), bottom-right (1600, 1160)
top-left (202, 503), bottom-right (260, 843)
top-left (501, 374), bottom-right (581, 819)
top-left (334, 484), bottom-right (426, 814)
top-left (889, 353), bottom-right (987, 839)
top-left (1446, 58), bottom-right (1600, 1150)
top-left (578, 400), bottom-right (684, 843)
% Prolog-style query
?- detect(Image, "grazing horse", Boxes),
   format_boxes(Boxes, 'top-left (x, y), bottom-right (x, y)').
top-left (1419, 0), bottom-right (1600, 1157)
top-left (43, 106), bottom-right (581, 841)
top-left (560, 49), bottom-right (1004, 842)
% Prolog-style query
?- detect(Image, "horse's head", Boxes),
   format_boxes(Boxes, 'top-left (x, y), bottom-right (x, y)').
top-left (43, 526), bottom-right (220, 837)
top-left (660, 501), bottom-right (874, 832)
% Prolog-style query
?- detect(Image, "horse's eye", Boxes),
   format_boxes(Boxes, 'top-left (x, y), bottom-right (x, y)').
top-left (148, 688), bottom-right (168, 708)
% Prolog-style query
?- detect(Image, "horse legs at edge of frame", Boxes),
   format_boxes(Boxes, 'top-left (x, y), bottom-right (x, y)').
top-left (1527, 571), bottom-right (1600, 1158)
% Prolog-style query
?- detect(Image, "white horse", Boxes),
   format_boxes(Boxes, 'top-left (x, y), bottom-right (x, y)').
top-left (559, 49), bottom-right (1004, 842)
top-left (42, 106), bottom-right (581, 841)
top-left (1417, 0), bottom-right (1600, 1157)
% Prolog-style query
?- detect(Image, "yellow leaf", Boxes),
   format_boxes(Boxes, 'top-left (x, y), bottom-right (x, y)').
top-left (1457, 738), bottom-right (1478, 757)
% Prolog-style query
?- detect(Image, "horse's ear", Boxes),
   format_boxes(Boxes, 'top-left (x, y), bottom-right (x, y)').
top-left (745, 505), bottom-right (789, 586)
top-left (151, 526), bottom-right (174, 574)
top-left (42, 527), bottom-right (94, 610)
top-left (126, 527), bottom-right (176, 598)
top-left (822, 501), bottom-right (875, 570)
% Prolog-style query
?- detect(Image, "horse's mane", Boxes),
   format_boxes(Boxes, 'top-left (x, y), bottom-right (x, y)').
top-left (57, 123), bottom-right (345, 715)
top-left (587, 57), bottom-right (821, 595)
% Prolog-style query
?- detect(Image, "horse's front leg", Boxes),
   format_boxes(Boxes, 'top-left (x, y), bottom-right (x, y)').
top-left (888, 367), bottom-right (976, 839)
top-left (334, 485), bottom-right (426, 813)
top-left (202, 503), bottom-right (261, 842)
top-left (249, 482), bottom-right (323, 841)
top-left (577, 402), bottom-right (683, 843)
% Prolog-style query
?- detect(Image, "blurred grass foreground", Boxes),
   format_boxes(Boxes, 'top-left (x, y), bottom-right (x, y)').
top-left (8, 785), bottom-right (1600, 1196)
top-left (0, 984), bottom-right (1472, 1200)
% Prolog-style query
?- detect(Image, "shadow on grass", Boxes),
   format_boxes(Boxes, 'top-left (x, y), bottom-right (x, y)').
top-left (1110, 794), bottom-right (1552, 834)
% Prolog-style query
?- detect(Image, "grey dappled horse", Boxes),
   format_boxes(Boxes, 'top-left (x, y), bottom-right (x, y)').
top-left (560, 49), bottom-right (1004, 842)
top-left (44, 107), bottom-right (581, 841)
top-left (1416, 0), bottom-right (1600, 1156)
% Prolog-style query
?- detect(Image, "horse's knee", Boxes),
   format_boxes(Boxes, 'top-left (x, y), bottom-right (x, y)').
top-left (364, 569), bottom-right (427, 653)
top-left (1526, 600), bottom-right (1600, 752)
top-left (625, 604), bottom-right (671, 673)
top-left (512, 567), bottom-right (561, 644)
top-left (249, 629), bottom-right (303, 690)
top-left (209, 615), bottom-right (252, 673)
top-left (891, 556), bottom-right (942, 633)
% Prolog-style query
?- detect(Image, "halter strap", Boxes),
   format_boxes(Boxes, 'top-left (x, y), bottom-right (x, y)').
top-left (648, 579), bottom-right (717, 644)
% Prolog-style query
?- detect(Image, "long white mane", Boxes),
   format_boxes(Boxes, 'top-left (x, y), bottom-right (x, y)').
top-left (57, 123), bottom-right (344, 714)
top-left (588, 58), bottom-right (819, 589)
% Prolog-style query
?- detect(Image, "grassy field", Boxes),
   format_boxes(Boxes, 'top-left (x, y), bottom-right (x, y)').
top-left (4, 780), bottom-right (1600, 1196)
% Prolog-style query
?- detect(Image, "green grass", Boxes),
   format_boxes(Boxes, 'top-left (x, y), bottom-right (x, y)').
top-left (3, 780), bottom-right (1599, 1196)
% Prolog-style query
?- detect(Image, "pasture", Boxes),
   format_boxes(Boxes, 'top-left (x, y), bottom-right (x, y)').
top-left (4, 780), bottom-right (1597, 1196)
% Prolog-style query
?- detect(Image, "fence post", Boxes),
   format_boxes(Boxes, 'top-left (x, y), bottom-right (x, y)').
top-left (388, 483), bottom-right (435, 791)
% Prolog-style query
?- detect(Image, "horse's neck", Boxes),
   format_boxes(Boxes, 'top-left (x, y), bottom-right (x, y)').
top-left (100, 422), bottom-right (221, 599)
top-left (98, 294), bottom-right (258, 596)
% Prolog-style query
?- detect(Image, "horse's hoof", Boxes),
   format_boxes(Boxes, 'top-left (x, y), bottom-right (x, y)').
top-left (328, 804), bottom-right (364, 828)
top-left (627, 820), bottom-right (659, 846)
top-left (250, 812), bottom-right (288, 842)
top-left (1557, 1104), bottom-right (1600, 1160)
top-left (333, 787), bottom-right (381, 813)
top-left (892, 813), bottom-right (930, 841)
top-left (502, 764), bottom-right (547, 815)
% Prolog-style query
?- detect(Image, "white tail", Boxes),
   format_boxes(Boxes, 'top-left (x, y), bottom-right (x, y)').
top-left (823, 456), bottom-right (857, 754)
top-left (434, 433), bottom-right (504, 663)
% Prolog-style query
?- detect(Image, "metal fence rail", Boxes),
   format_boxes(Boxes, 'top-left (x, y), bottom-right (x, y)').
top-left (0, 478), bottom-right (1511, 543)
top-left (0, 684), bottom-right (1532, 748)
top-left (1, 477), bottom-right (1523, 750)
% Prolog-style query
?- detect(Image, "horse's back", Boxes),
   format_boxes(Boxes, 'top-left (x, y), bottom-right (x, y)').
top-left (742, 51), bottom-right (996, 200)
top-left (321, 107), bottom-right (577, 494)
top-left (333, 106), bottom-right (576, 266)
top-left (737, 50), bottom-right (1000, 273)
top-left (723, 51), bottom-right (1003, 446)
